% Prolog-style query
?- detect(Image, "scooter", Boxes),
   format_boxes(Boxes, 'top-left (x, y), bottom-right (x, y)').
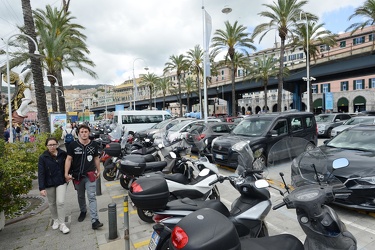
top-left (132, 140), bottom-right (271, 247)
top-left (166, 138), bottom-right (357, 250)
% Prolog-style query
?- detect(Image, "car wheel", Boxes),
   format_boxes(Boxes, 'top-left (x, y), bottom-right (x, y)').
top-left (327, 128), bottom-right (333, 138)
top-left (305, 143), bottom-right (315, 151)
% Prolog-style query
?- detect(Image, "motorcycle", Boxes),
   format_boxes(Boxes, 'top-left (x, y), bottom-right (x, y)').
top-left (143, 139), bottom-right (270, 249)
top-left (129, 130), bottom-right (222, 223)
top-left (166, 137), bottom-right (357, 250)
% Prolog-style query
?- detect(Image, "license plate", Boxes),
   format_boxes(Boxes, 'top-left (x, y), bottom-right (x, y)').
top-left (148, 230), bottom-right (160, 250)
top-left (215, 153), bottom-right (223, 160)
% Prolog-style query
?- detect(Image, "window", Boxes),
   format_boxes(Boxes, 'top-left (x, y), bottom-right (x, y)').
top-left (272, 120), bottom-right (288, 135)
top-left (305, 117), bottom-right (313, 128)
top-left (355, 79), bottom-right (364, 90)
top-left (369, 34), bottom-right (374, 41)
top-left (291, 117), bottom-right (303, 131)
top-left (322, 83), bottom-right (330, 93)
top-left (340, 81), bottom-right (348, 91)
top-left (370, 79), bottom-right (375, 88)
top-left (353, 36), bottom-right (365, 45)
top-left (312, 85), bottom-right (317, 94)
top-left (340, 41), bottom-right (346, 48)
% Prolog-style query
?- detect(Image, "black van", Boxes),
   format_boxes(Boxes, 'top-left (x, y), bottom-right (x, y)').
top-left (211, 111), bottom-right (317, 168)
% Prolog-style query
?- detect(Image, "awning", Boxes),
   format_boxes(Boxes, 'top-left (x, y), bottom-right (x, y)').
top-left (337, 97), bottom-right (349, 106)
top-left (353, 96), bottom-right (366, 105)
top-left (313, 98), bottom-right (322, 108)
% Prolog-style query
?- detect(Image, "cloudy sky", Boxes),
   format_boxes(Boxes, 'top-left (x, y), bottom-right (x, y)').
top-left (0, 0), bottom-right (365, 87)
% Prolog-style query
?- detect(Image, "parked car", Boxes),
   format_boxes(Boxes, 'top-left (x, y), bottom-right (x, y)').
top-left (211, 111), bottom-right (317, 168)
top-left (291, 124), bottom-right (375, 211)
top-left (136, 117), bottom-right (194, 139)
top-left (186, 122), bottom-right (236, 153)
top-left (316, 113), bottom-right (351, 137)
top-left (330, 116), bottom-right (375, 137)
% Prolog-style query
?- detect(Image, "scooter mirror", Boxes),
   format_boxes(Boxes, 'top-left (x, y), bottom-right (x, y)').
top-left (198, 168), bottom-right (210, 177)
top-left (332, 158), bottom-right (349, 170)
top-left (158, 143), bottom-right (163, 149)
top-left (255, 179), bottom-right (269, 189)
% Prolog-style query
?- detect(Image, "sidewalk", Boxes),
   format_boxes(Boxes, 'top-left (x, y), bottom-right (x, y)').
top-left (0, 161), bottom-right (153, 250)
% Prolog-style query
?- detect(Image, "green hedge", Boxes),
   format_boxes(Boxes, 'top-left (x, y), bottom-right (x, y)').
top-left (0, 130), bottom-right (61, 216)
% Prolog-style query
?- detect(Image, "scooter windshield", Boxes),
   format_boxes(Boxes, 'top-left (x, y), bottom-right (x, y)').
top-left (231, 140), bottom-right (255, 175)
top-left (108, 124), bottom-right (123, 141)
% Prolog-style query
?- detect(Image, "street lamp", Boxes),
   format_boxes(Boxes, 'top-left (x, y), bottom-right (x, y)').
top-left (300, 11), bottom-right (310, 112)
top-left (56, 89), bottom-right (64, 98)
top-left (6, 33), bottom-right (39, 143)
top-left (132, 58), bottom-right (148, 110)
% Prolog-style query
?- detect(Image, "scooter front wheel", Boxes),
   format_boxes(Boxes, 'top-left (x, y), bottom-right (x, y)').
top-left (137, 208), bottom-right (154, 223)
top-left (120, 176), bottom-right (131, 190)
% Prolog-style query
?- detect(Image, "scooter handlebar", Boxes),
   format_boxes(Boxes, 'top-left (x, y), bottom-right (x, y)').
top-left (209, 175), bottom-right (226, 186)
top-left (272, 201), bottom-right (286, 210)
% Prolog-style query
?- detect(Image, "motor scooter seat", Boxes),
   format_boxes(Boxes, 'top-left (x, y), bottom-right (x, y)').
top-left (164, 173), bottom-right (190, 184)
top-left (144, 161), bottom-right (167, 172)
top-left (240, 234), bottom-right (303, 250)
top-left (166, 198), bottom-right (230, 217)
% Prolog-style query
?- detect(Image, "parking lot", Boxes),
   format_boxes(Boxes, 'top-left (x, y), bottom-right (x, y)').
top-left (103, 138), bottom-right (375, 250)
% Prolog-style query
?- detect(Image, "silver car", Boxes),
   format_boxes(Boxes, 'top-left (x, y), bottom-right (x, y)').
top-left (316, 113), bottom-right (351, 137)
top-left (330, 116), bottom-right (375, 137)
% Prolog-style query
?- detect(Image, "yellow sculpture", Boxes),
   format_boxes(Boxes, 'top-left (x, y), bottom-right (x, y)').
top-left (2, 67), bottom-right (33, 126)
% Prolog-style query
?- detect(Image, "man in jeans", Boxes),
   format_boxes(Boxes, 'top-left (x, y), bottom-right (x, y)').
top-left (64, 124), bottom-right (103, 229)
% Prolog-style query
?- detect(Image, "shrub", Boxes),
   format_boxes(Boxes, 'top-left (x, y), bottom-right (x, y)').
top-left (0, 133), bottom-right (49, 216)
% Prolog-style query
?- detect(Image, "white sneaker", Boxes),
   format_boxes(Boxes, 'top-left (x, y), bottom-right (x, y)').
top-left (52, 219), bottom-right (59, 230)
top-left (59, 223), bottom-right (70, 234)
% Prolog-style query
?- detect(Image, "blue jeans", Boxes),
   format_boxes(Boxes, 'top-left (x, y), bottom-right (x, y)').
top-left (76, 176), bottom-right (99, 223)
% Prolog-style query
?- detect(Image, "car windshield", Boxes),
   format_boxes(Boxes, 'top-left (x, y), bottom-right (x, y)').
top-left (316, 114), bottom-right (335, 122)
top-left (231, 118), bottom-right (272, 136)
top-left (168, 120), bottom-right (194, 132)
top-left (344, 117), bottom-right (374, 125)
top-left (151, 119), bottom-right (171, 129)
top-left (327, 128), bottom-right (375, 151)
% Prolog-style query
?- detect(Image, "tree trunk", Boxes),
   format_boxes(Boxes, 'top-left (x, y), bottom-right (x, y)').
top-left (178, 75), bottom-right (182, 117)
top-left (21, 0), bottom-right (50, 133)
top-left (264, 81), bottom-right (268, 112)
top-left (149, 86), bottom-right (152, 110)
top-left (50, 83), bottom-right (58, 112)
top-left (0, 72), bottom-right (4, 139)
top-left (56, 70), bottom-right (66, 112)
top-left (231, 62), bottom-right (236, 117)
top-left (277, 38), bottom-right (286, 112)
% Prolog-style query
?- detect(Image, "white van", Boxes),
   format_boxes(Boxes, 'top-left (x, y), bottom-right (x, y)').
top-left (113, 110), bottom-right (172, 133)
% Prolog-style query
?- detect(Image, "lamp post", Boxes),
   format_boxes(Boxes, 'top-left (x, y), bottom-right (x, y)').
top-left (132, 58), bottom-right (148, 110)
top-left (104, 84), bottom-right (108, 120)
top-left (300, 11), bottom-right (310, 112)
top-left (6, 33), bottom-right (38, 143)
top-left (56, 89), bottom-right (64, 98)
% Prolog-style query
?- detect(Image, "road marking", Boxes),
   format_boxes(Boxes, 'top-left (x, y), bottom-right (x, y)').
top-left (105, 181), bottom-right (120, 187)
top-left (112, 194), bottom-right (125, 199)
top-left (134, 239), bottom-right (150, 248)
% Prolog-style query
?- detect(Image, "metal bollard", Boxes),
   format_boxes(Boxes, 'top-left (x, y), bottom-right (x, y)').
top-left (96, 175), bottom-right (102, 196)
top-left (108, 203), bottom-right (118, 240)
top-left (124, 195), bottom-right (130, 250)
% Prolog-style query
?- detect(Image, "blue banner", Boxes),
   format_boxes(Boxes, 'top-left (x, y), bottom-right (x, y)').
top-left (325, 92), bottom-right (333, 110)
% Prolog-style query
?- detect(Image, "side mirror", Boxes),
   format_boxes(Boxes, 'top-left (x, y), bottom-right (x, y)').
top-left (269, 130), bottom-right (278, 137)
top-left (255, 179), bottom-right (269, 188)
top-left (332, 158), bottom-right (349, 170)
top-left (169, 152), bottom-right (177, 159)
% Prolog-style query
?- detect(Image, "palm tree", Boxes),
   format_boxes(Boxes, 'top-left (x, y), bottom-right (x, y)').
top-left (33, 5), bottom-right (97, 112)
top-left (182, 77), bottom-right (197, 113)
top-left (248, 55), bottom-right (282, 112)
top-left (164, 54), bottom-right (190, 117)
top-left (156, 77), bottom-right (173, 110)
top-left (346, 0), bottom-right (375, 33)
top-left (252, 0), bottom-right (316, 112)
top-left (186, 45), bottom-right (204, 116)
top-left (140, 72), bottom-right (160, 110)
top-left (21, 0), bottom-right (50, 132)
top-left (292, 21), bottom-right (337, 111)
top-left (211, 20), bottom-right (256, 116)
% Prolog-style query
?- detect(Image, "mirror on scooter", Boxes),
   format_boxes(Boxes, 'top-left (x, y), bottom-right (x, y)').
top-left (332, 158), bottom-right (349, 170)
top-left (198, 168), bottom-right (210, 177)
top-left (169, 151), bottom-right (177, 159)
top-left (255, 179), bottom-right (269, 189)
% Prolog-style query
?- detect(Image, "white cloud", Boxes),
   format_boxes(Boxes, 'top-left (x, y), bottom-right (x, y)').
top-left (0, 0), bottom-right (365, 86)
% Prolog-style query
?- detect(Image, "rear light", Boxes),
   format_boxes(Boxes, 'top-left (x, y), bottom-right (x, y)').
top-left (130, 182), bottom-right (143, 193)
top-left (105, 144), bottom-right (110, 148)
top-left (171, 226), bottom-right (188, 249)
top-left (152, 214), bottom-right (173, 223)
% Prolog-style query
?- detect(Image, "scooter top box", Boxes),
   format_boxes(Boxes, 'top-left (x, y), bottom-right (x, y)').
top-left (173, 208), bottom-right (241, 250)
top-left (119, 155), bottom-right (148, 176)
top-left (103, 142), bottom-right (121, 156)
top-left (129, 174), bottom-right (169, 209)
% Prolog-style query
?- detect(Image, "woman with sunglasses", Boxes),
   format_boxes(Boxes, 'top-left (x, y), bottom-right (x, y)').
top-left (38, 137), bottom-right (69, 234)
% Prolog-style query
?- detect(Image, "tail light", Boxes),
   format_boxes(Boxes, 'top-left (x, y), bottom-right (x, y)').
top-left (152, 214), bottom-right (173, 223)
top-left (171, 226), bottom-right (188, 249)
top-left (130, 182), bottom-right (143, 193)
top-left (199, 134), bottom-right (206, 140)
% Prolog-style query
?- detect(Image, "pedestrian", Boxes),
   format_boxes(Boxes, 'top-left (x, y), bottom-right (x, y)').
top-left (61, 123), bottom-right (76, 149)
top-left (38, 137), bottom-right (69, 234)
top-left (23, 127), bottom-right (30, 142)
top-left (64, 124), bottom-right (103, 230)
top-left (3, 127), bottom-right (10, 142)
